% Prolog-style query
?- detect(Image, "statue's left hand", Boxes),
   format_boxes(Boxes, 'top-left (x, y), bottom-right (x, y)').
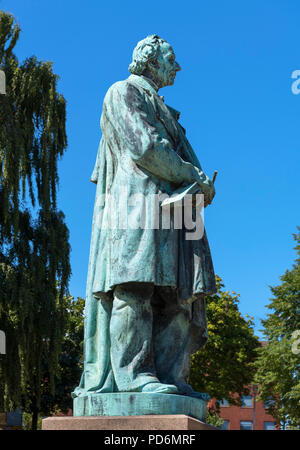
top-left (193, 168), bottom-right (215, 207)
top-left (204, 183), bottom-right (215, 207)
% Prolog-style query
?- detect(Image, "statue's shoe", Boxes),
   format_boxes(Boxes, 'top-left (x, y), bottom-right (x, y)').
top-left (141, 382), bottom-right (178, 394)
top-left (175, 382), bottom-right (210, 401)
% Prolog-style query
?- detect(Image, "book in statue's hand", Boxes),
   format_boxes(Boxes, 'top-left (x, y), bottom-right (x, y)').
top-left (161, 171), bottom-right (217, 209)
top-left (161, 182), bottom-right (203, 208)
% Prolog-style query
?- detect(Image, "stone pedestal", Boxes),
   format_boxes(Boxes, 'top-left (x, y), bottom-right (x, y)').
top-left (73, 393), bottom-right (206, 422)
top-left (42, 414), bottom-right (216, 430)
top-left (42, 393), bottom-right (215, 430)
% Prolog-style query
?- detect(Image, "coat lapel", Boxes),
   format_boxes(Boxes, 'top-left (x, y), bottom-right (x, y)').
top-left (150, 94), bottom-right (180, 146)
top-left (127, 75), bottom-right (201, 168)
top-left (128, 75), bottom-right (180, 146)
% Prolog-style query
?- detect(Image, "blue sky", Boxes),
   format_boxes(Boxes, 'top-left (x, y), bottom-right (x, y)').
top-left (2, 0), bottom-right (300, 337)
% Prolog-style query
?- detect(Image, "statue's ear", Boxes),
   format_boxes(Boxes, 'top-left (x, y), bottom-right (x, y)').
top-left (148, 59), bottom-right (159, 70)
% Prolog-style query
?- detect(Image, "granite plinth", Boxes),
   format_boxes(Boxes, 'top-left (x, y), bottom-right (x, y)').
top-left (42, 414), bottom-right (216, 430)
top-left (73, 393), bottom-right (206, 422)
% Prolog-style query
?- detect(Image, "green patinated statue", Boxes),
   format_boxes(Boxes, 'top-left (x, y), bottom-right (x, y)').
top-left (72, 35), bottom-right (216, 418)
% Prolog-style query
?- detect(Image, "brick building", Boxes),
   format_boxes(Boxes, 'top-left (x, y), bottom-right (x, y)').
top-left (208, 385), bottom-right (278, 430)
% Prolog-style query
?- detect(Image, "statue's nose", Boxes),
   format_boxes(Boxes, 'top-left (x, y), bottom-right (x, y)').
top-left (175, 62), bottom-right (181, 72)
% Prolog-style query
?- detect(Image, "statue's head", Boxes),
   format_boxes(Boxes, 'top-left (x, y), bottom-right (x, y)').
top-left (129, 35), bottom-right (181, 89)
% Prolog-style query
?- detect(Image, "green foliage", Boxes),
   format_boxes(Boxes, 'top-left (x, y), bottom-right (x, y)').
top-left (0, 11), bottom-right (70, 429)
top-left (189, 276), bottom-right (259, 406)
top-left (205, 410), bottom-right (224, 428)
top-left (254, 228), bottom-right (300, 429)
top-left (40, 296), bottom-right (84, 415)
top-left (22, 411), bottom-right (42, 430)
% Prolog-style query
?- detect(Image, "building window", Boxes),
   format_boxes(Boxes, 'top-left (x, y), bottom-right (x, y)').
top-left (221, 420), bottom-right (229, 430)
top-left (219, 398), bottom-right (229, 407)
top-left (240, 421), bottom-right (253, 430)
top-left (241, 395), bottom-right (253, 407)
top-left (264, 397), bottom-right (275, 409)
top-left (264, 422), bottom-right (276, 430)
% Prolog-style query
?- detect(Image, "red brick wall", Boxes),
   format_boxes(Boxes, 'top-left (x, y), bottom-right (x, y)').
top-left (209, 387), bottom-right (278, 430)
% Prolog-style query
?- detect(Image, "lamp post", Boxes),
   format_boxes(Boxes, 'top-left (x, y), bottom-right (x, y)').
top-left (252, 385), bottom-right (258, 430)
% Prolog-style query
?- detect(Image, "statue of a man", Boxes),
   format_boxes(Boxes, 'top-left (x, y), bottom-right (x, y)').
top-left (73, 35), bottom-right (216, 400)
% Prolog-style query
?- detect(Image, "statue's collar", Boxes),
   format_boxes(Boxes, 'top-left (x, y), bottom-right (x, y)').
top-left (140, 75), bottom-right (159, 92)
top-left (128, 74), bottom-right (181, 121)
top-left (128, 74), bottom-right (158, 96)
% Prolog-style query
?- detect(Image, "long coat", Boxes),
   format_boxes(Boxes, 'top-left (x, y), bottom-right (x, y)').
top-left (73, 74), bottom-right (216, 396)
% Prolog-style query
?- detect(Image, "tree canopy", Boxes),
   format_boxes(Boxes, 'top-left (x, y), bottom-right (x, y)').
top-left (0, 11), bottom-right (71, 429)
top-left (40, 296), bottom-right (84, 417)
top-left (189, 275), bottom-right (260, 406)
top-left (254, 228), bottom-right (300, 429)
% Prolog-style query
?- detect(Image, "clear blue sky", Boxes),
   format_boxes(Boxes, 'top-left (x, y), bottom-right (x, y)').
top-left (2, 0), bottom-right (300, 337)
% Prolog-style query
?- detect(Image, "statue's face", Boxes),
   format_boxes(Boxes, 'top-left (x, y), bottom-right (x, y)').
top-left (153, 42), bottom-right (181, 88)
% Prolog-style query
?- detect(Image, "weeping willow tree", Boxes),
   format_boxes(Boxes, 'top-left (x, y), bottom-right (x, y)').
top-left (0, 11), bottom-right (71, 429)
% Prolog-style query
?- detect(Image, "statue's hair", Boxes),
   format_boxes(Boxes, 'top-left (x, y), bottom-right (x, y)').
top-left (129, 35), bottom-right (166, 75)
